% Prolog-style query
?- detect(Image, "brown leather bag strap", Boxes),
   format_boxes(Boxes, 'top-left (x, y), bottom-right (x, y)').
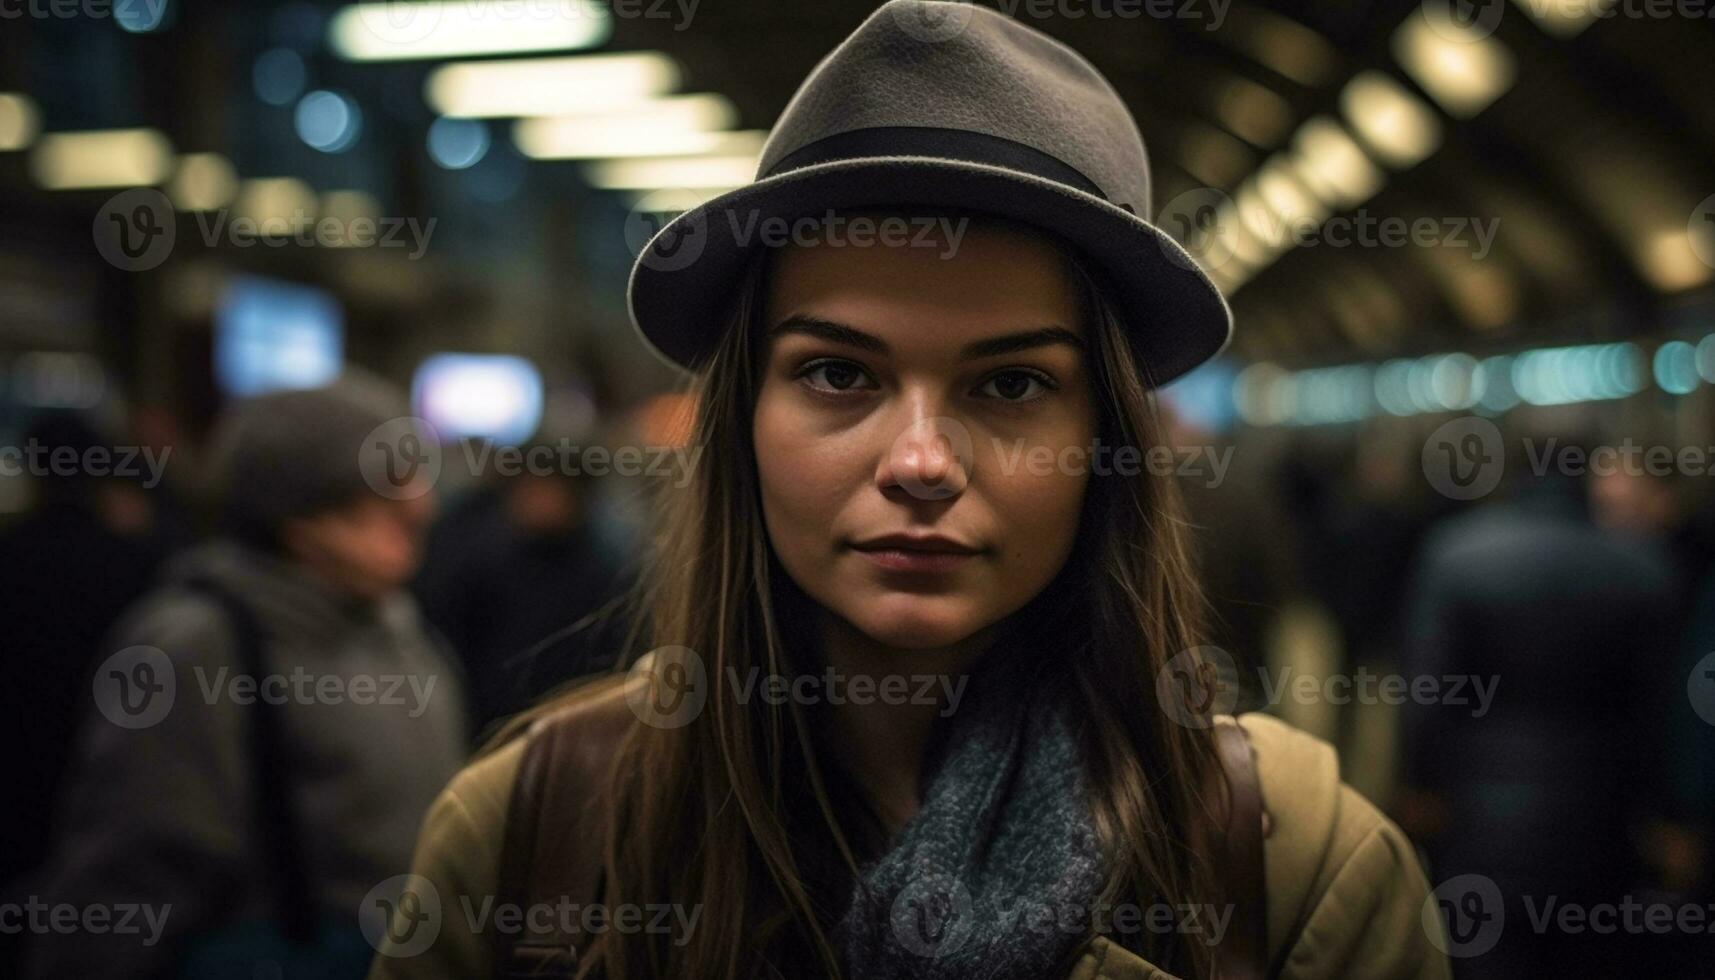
top-left (1212, 716), bottom-right (1271, 980)
top-left (496, 683), bottom-right (635, 979)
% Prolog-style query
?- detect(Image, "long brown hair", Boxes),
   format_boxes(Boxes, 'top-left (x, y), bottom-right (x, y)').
top-left (508, 215), bottom-right (1224, 978)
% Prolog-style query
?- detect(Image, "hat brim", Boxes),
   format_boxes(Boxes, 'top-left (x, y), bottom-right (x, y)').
top-left (626, 156), bottom-right (1233, 387)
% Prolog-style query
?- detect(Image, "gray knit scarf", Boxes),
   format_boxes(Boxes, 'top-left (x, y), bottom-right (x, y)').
top-left (834, 652), bottom-right (1107, 980)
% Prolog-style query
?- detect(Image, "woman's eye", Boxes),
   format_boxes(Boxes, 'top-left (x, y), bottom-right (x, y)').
top-left (797, 359), bottom-right (875, 393)
top-left (976, 369), bottom-right (1054, 402)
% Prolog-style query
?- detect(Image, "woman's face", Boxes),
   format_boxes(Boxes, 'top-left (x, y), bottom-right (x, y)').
top-left (753, 215), bottom-right (1097, 650)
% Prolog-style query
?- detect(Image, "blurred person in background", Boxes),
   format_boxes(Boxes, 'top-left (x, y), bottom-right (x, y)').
top-left (0, 412), bottom-right (186, 974)
top-left (1317, 429), bottom-right (1445, 799)
top-left (1657, 562), bottom-right (1715, 974)
top-left (414, 435), bottom-right (633, 737)
top-left (24, 372), bottom-right (468, 980)
top-left (1398, 424), bottom-right (1680, 977)
top-left (1590, 461), bottom-right (1715, 619)
top-left (1165, 402), bottom-right (1291, 712)
top-left (1276, 429), bottom-right (1456, 676)
top-left (1586, 439), bottom-right (1715, 938)
top-left (1322, 430), bottom-right (1441, 672)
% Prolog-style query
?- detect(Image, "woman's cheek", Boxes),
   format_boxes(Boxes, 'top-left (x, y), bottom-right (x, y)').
top-left (754, 398), bottom-right (848, 566)
top-left (983, 428), bottom-right (1090, 568)
top-left (758, 410), bottom-right (843, 514)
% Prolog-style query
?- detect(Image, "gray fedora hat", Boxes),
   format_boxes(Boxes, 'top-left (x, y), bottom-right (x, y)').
top-left (626, 0), bottom-right (1232, 387)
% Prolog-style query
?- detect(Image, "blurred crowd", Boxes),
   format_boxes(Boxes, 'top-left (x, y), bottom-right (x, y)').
top-left (0, 376), bottom-right (1711, 978)
top-left (0, 373), bottom-right (635, 977)
top-left (1171, 402), bottom-right (1715, 978)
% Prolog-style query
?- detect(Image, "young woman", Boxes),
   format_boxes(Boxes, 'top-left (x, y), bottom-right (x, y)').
top-left (369, 3), bottom-right (1449, 978)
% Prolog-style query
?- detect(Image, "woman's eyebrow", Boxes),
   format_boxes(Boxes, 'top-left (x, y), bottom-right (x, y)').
top-left (768, 315), bottom-right (1084, 359)
top-left (960, 326), bottom-right (1085, 359)
top-left (768, 315), bottom-right (888, 353)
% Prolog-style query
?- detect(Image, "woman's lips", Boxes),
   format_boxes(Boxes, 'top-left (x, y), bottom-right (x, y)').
top-left (854, 547), bottom-right (974, 573)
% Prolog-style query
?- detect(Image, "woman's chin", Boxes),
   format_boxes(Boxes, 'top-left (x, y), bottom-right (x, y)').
top-left (842, 594), bottom-right (989, 651)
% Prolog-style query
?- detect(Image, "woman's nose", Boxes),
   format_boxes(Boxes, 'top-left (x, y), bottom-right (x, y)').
top-left (875, 413), bottom-right (973, 501)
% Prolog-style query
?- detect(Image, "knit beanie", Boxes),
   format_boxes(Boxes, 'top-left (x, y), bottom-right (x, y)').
top-left (204, 368), bottom-right (417, 548)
